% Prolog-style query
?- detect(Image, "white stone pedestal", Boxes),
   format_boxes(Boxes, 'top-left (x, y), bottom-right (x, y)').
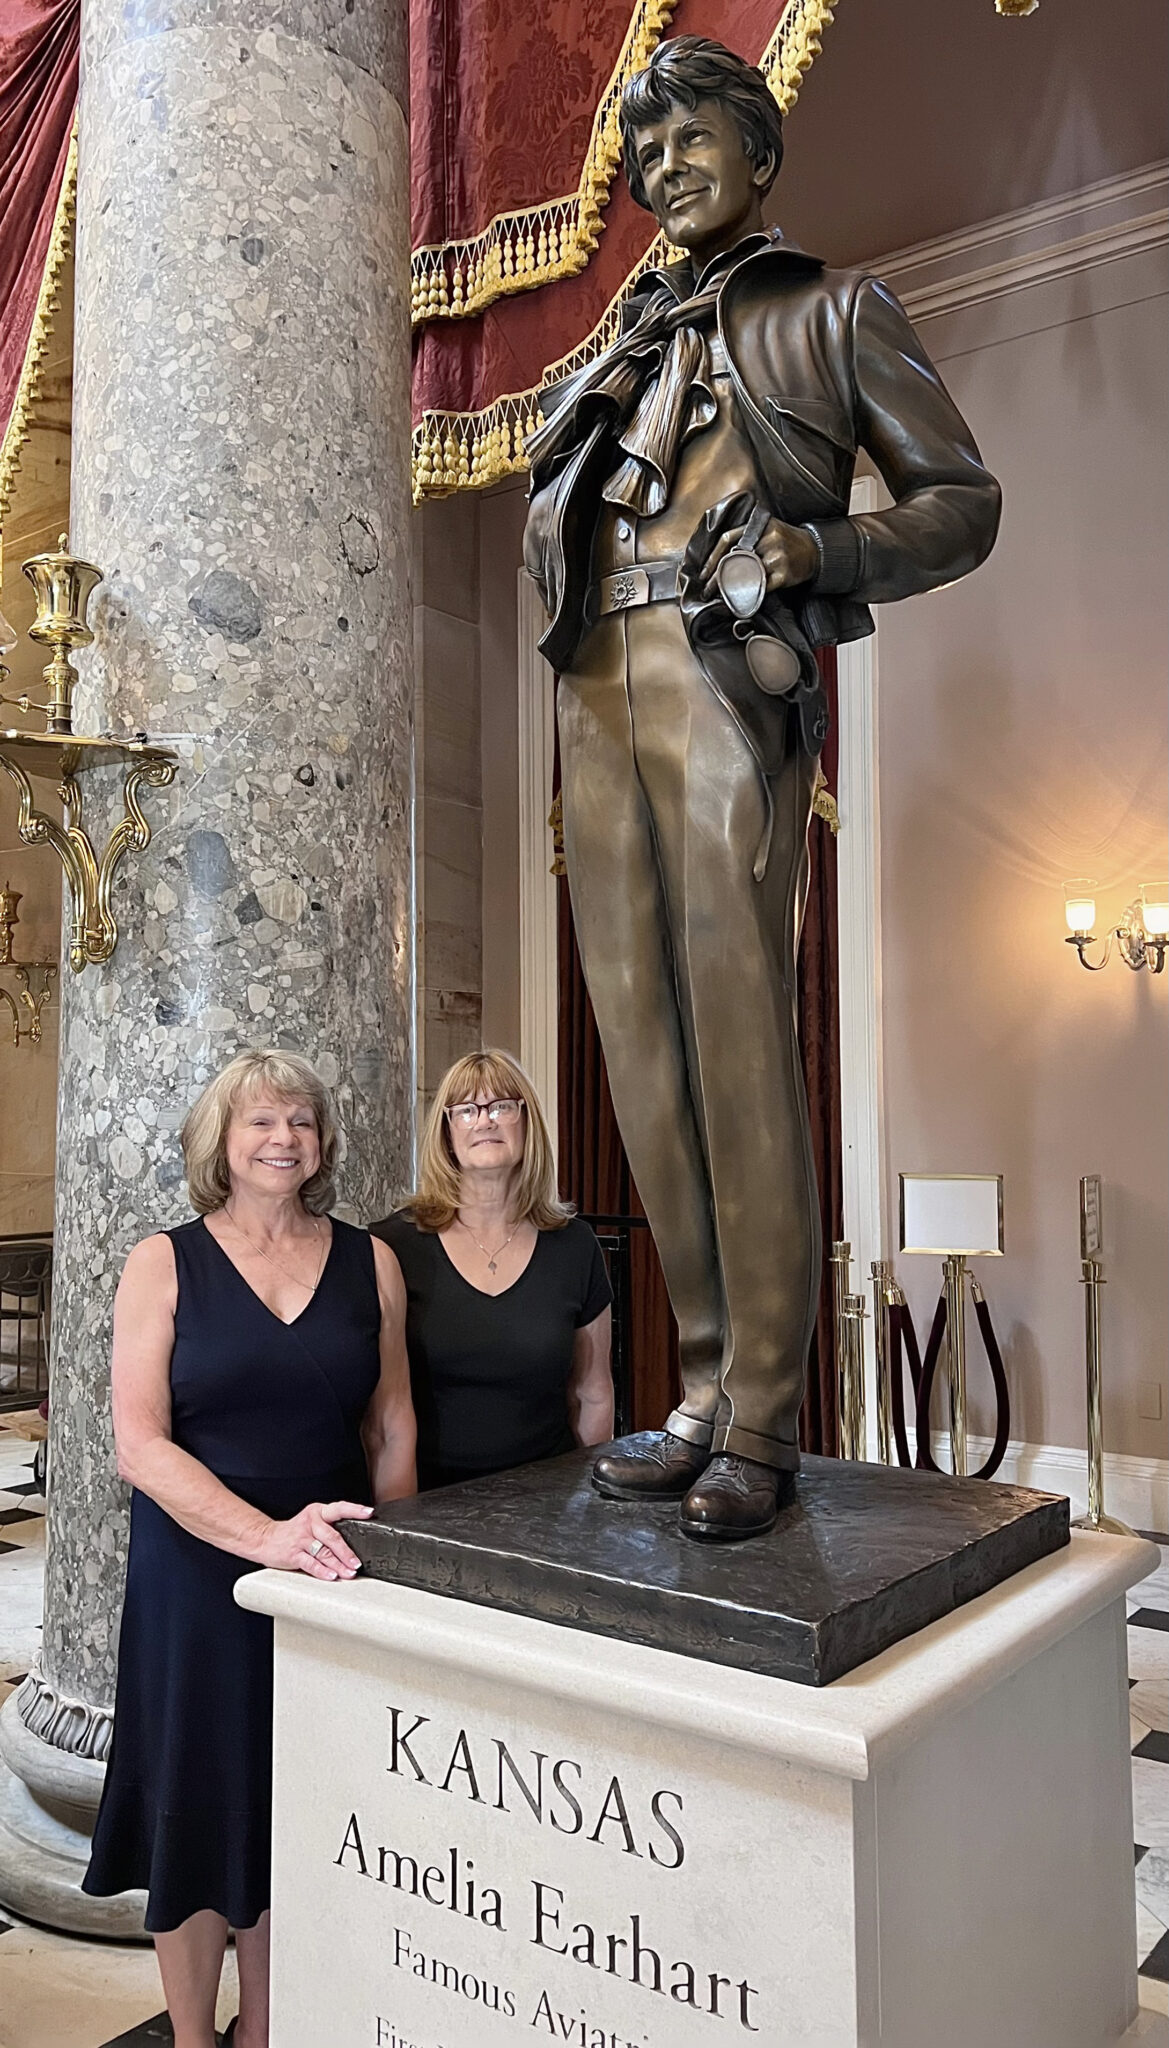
top-left (239, 1531), bottom-right (1154, 2048)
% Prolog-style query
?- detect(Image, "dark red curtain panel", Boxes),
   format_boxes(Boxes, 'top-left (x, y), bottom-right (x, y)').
top-left (0, 0), bottom-right (78, 464)
top-left (557, 651), bottom-right (843, 1456)
top-left (797, 649), bottom-right (843, 1458)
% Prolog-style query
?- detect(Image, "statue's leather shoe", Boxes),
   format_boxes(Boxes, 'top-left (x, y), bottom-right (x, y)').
top-left (678, 1454), bottom-right (795, 1542)
top-left (592, 1431), bottom-right (710, 1500)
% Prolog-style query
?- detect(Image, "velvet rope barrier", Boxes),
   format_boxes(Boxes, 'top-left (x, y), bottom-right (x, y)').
top-left (888, 1285), bottom-right (1010, 1481)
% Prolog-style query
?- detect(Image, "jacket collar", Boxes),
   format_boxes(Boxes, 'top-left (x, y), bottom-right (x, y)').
top-left (640, 225), bottom-right (824, 303)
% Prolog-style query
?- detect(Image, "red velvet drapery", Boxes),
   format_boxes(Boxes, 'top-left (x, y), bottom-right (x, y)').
top-left (0, 0), bottom-right (77, 478)
top-left (557, 651), bottom-right (843, 1456)
top-left (410, 0), bottom-right (647, 262)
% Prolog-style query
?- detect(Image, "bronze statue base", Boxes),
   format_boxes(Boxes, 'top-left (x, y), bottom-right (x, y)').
top-left (348, 1439), bottom-right (1069, 1686)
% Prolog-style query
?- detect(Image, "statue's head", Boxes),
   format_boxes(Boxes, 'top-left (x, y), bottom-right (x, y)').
top-left (620, 37), bottom-right (784, 258)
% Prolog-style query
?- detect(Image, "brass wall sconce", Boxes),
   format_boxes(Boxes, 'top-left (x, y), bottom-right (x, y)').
top-left (1063, 879), bottom-right (1168, 974)
top-left (0, 884), bottom-right (57, 1047)
top-left (0, 537), bottom-right (176, 972)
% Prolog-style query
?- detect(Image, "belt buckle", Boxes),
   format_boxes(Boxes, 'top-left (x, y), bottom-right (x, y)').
top-left (603, 567), bottom-right (650, 614)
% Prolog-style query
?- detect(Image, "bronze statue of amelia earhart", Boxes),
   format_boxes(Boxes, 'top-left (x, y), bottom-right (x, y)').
top-left (524, 37), bottom-right (1001, 1540)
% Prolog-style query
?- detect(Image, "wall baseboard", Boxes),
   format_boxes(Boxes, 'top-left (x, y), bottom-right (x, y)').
top-left (903, 1431), bottom-right (1168, 1535)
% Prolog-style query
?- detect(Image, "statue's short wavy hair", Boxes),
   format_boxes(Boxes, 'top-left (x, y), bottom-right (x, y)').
top-left (406, 1047), bottom-right (572, 1234)
top-left (181, 1049), bottom-right (338, 1215)
top-left (621, 37), bottom-right (784, 213)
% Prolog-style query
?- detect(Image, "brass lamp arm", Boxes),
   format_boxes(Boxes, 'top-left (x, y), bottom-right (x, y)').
top-left (0, 968), bottom-right (56, 1047)
top-left (1067, 908), bottom-right (1167, 974)
top-left (0, 987), bottom-right (20, 1047)
top-left (0, 746), bottom-right (176, 973)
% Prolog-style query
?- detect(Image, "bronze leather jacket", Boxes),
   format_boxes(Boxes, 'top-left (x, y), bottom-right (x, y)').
top-left (524, 230), bottom-right (1002, 673)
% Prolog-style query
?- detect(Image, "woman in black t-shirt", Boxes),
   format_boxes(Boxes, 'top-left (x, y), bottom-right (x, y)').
top-left (371, 1049), bottom-right (613, 1490)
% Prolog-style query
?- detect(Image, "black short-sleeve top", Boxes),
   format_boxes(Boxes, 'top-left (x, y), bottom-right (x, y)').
top-left (369, 1211), bottom-right (612, 1489)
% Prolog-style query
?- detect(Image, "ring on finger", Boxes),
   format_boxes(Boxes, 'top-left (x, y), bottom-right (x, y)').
top-left (308, 1537), bottom-right (325, 1557)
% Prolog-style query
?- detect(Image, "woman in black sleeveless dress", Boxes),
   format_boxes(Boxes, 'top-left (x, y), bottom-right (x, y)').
top-left (83, 1051), bottom-right (415, 2048)
top-left (372, 1048), bottom-right (613, 1491)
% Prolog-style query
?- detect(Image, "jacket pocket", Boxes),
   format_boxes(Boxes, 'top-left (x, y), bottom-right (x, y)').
top-left (762, 395), bottom-right (854, 498)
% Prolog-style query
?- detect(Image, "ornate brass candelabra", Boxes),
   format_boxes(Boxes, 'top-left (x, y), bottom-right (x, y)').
top-left (0, 884), bottom-right (57, 1047)
top-left (0, 536), bottom-right (176, 972)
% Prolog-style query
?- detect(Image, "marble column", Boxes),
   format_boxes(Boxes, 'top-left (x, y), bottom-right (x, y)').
top-left (0, 0), bottom-right (413, 1933)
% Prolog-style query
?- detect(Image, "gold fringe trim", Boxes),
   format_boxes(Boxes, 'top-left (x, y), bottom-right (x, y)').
top-left (0, 125), bottom-right (78, 551)
top-left (760, 0), bottom-right (837, 111)
top-left (411, 0), bottom-right (678, 327)
top-left (813, 765), bottom-right (840, 833)
top-left (412, 1), bottom-right (838, 500)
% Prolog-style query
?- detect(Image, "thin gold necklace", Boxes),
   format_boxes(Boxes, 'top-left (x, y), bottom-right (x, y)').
top-left (457, 1214), bottom-right (520, 1276)
top-left (223, 1207), bottom-right (327, 1294)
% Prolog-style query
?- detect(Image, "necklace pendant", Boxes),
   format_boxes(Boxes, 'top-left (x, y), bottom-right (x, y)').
top-left (487, 1258), bottom-right (498, 1274)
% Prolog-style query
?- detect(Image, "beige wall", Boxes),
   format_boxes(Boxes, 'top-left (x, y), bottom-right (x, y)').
top-left (412, 492), bottom-right (483, 1117)
top-left (875, 229), bottom-right (1168, 1460)
top-left (777, 0), bottom-right (1168, 266)
top-left (412, 475), bottom-right (530, 1105)
top-left (478, 479), bottom-right (528, 1056)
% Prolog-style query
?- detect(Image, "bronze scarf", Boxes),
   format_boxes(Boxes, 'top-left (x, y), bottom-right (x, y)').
top-left (528, 282), bottom-right (721, 517)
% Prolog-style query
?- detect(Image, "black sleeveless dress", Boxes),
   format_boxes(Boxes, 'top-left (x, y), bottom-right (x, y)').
top-left (83, 1215), bottom-right (381, 1933)
top-left (371, 1212), bottom-right (611, 1490)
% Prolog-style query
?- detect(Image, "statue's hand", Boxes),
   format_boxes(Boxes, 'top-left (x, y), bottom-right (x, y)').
top-left (701, 517), bottom-right (819, 598)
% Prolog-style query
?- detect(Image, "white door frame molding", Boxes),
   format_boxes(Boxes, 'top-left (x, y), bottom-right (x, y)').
top-left (516, 569), bottom-right (559, 1155)
top-left (835, 475), bottom-right (886, 1454)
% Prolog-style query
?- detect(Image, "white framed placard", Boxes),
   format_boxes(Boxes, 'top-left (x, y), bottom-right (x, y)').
top-left (899, 1173), bottom-right (1004, 1257)
top-left (1080, 1174), bottom-right (1103, 1259)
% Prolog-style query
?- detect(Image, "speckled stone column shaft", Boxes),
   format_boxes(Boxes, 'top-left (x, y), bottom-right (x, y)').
top-left (43, 0), bottom-right (412, 1712)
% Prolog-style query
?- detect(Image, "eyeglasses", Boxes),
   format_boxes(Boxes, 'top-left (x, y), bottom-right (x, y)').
top-left (445, 1098), bottom-right (525, 1130)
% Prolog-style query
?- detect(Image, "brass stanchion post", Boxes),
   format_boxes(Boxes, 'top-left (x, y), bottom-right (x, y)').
top-left (942, 1253), bottom-right (969, 1476)
top-left (870, 1259), bottom-right (894, 1463)
top-left (839, 1294), bottom-right (868, 1461)
top-left (1071, 1228), bottom-right (1134, 1536)
top-left (830, 1242), bottom-right (852, 1457)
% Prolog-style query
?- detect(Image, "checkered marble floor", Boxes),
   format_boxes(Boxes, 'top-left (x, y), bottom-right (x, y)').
top-left (0, 1417), bottom-right (1165, 2045)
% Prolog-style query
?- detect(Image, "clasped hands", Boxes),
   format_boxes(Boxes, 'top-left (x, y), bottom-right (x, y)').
top-left (257, 1499), bottom-right (372, 1581)
top-left (700, 515), bottom-right (819, 601)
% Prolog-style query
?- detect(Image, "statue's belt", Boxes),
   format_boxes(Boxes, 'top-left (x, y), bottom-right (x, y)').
top-left (590, 561), bottom-right (682, 618)
top-left (591, 507), bottom-right (774, 625)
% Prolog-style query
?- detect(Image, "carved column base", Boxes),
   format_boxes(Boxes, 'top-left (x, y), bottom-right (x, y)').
top-left (0, 1678), bottom-right (145, 1937)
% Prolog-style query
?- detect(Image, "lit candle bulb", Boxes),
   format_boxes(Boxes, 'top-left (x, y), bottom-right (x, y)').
top-left (1140, 883), bottom-right (1169, 941)
top-left (1064, 881), bottom-right (1097, 937)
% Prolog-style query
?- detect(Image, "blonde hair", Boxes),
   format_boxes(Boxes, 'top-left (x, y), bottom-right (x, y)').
top-left (180, 1050), bottom-right (339, 1216)
top-left (407, 1047), bottom-right (571, 1233)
